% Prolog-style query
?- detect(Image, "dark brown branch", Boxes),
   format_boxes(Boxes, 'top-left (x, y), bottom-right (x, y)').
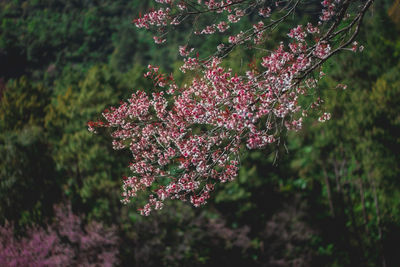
top-left (294, 0), bottom-right (375, 85)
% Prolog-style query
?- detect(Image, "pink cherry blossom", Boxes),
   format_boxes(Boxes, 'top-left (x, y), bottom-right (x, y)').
top-left (90, 0), bottom-right (375, 215)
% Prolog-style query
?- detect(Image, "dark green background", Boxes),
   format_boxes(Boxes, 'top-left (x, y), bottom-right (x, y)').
top-left (1, 0), bottom-right (399, 266)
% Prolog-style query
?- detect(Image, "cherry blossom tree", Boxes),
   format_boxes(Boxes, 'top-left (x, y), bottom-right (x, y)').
top-left (89, 0), bottom-right (374, 215)
top-left (0, 203), bottom-right (119, 266)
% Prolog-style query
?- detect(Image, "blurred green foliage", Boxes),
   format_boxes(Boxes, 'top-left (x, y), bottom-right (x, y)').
top-left (0, 0), bottom-right (399, 266)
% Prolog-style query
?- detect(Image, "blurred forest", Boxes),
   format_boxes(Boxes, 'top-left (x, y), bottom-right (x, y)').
top-left (0, 0), bottom-right (400, 266)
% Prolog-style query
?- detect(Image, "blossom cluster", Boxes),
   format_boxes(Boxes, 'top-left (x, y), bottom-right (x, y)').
top-left (0, 204), bottom-right (119, 266)
top-left (90, 0), bottom-right (370, 215)
top-left (90, 39), bottom-right (323, 215)
top-left (133, 8), bottom-right (170, 29)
